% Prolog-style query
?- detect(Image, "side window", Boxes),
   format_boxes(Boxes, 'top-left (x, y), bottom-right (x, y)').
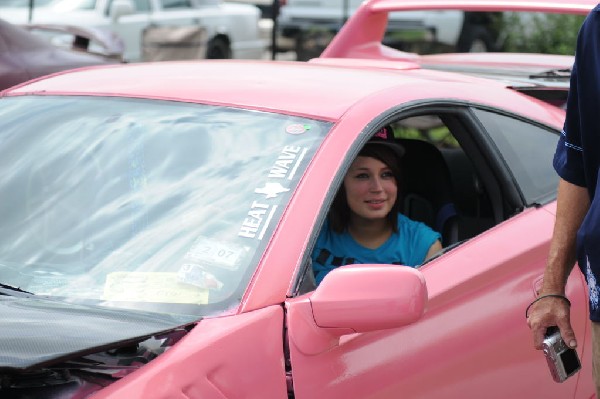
top-left (303, 113), bottom-right (496, 293)
top-left (106, 0), bottom-right (151, 12)
top-left (390, 115), bottom-right (495, 245)
top-left (391, 115), bottom-right (458, 149)
top-left (133, 0), bottom-right (151, 11)
top-left (160, 0), bottom-right (193, 9)
top-left (472, 108), bottom-right (560, 204)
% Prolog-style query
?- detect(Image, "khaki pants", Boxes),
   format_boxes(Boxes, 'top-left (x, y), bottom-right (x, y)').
top-left (592, 322), bottom-right (600, 397)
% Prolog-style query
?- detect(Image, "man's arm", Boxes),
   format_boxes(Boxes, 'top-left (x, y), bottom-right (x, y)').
top-left (528, 178), bottom-right (589, 349)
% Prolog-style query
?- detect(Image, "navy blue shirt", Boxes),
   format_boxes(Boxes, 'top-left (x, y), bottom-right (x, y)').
top-left (553, 5), bottom-right (600, 321)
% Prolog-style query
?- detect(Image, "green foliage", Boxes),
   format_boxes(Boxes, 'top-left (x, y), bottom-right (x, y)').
top-left (392, 125), bottom-right (459, 149)
top-left (499, 12), bottom-right (585, 55)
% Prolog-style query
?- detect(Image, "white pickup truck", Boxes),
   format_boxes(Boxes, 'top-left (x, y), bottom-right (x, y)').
top-left (0, 0), bottom-right (267, 62)
top-left (277, 0), bottom-right (501, 60)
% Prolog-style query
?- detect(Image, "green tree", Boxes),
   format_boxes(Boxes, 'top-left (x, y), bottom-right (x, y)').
top-left (500, 12), bottom-right (585, 55)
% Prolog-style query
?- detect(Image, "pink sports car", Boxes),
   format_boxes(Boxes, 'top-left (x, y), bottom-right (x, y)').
top-left (0, 54), bottom-right (593, 397)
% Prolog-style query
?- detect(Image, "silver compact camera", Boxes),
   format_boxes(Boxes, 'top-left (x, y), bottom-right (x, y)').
top-left (542, 326), bottom-right (581, 383)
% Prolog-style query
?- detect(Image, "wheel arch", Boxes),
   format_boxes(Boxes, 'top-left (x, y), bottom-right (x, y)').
top-left (206, 33), bottom-right (232, 59)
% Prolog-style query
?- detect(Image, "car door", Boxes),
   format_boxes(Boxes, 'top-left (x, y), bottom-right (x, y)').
top-left (104, 0), bottom-right (151, 61)
top-left (286, 213), bottom-right (588, 398)
top-left (148, 0), bottom-right (201, 37)
top-left (284, 107), bottom-right (590, 398)
top-left (142, 0), bottom-right (206, 60)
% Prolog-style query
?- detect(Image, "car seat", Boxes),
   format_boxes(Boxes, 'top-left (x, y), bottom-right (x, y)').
top-left (440, 147), bottom-right (495, 240)
top-left (397, 138), bottom-right (459, 247)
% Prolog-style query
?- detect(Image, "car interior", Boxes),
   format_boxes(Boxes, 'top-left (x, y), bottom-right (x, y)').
top-left (392, 115), bottom-right (495, 249)
top-left (294, 108), bottom-right (559, 296)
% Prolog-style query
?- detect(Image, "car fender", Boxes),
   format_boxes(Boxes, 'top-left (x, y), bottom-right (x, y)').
top-left (92, 306), bottom-right (288, 399)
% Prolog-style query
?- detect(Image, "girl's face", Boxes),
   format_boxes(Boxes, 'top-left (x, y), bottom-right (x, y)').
top-left (343, 155), bottom-right (398, 221)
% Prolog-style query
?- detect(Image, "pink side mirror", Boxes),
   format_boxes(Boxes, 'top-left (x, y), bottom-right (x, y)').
top-left (311, 264), bottom-right (427, 334)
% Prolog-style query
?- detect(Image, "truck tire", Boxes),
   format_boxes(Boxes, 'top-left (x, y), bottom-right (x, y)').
top-left (206, 37), bottom-right (232, 59)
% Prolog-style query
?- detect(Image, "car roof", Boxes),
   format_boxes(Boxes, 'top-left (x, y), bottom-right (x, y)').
top-left (2, 59), bottom-right (563, 122)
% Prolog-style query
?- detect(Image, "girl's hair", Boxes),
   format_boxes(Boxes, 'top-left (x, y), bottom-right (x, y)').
top-left (329, 143), bottom-right (403, 233)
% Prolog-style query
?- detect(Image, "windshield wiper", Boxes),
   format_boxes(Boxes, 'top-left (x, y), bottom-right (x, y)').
top-left (0, 282), bottom-right (34, 296)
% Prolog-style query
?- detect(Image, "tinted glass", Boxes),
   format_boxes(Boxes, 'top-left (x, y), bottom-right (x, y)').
top-left (133, 0), bottom-right (151, 11)
top-left (106, 0), bottom-right (150, 12)
top-left (20, 0), bottom-right (97, 10)
top-left (105, 0), bottom-right (151, 15)
top-left (0, 96), bottom-right (329, 320)
top-left (472, 108), bottom-right (559, 204)
top-left (160, 0), bottom-right (192, 9)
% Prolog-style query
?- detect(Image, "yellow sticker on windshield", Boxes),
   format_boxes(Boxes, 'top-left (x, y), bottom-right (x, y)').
top-left (104, 272), bottom-right (209, 304)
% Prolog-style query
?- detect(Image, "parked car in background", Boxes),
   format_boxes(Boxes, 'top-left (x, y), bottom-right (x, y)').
top-left (22, 22), bottom-right (125, 60)
top-left (223, 0), bottom-right (274, 19)
top-left (0, 0), bottom-right (266, 62)
top-left (0, 53), bottom-right (594, 397)
top-left (0, 17), bottom-right (119, 91)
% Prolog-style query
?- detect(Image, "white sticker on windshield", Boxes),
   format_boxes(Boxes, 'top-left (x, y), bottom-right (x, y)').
top-left (238, 145), bottom-right (308, 240)
top-left (238, 203), bottom-right (278, 240)
top-left (185, 236), bottom-right (249, 270)
top-left (103, 272), bottom-right (209, 304)
top-left (267, 145), bottom-right (307, 181)
top-left (286, 124), bottom-right (310, 135)
top-left (177, 263), bottom-right (224, 290)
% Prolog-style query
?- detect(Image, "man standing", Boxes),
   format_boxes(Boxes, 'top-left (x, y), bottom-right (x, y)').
top-left (527, 5), bottom-right (600, 395)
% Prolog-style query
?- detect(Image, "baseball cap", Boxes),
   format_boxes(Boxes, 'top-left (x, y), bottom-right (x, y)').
top-left (367, 126), bottom-right (405, 159)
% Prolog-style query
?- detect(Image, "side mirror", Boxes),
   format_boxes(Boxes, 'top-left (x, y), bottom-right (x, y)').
top-left (310, 264), bottom-right (427, 334)
top-left (109, 0), bottom-right (135, 22)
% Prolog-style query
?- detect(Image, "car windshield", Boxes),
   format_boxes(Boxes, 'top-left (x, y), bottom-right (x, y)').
top-left (4, 0), bottom-right (96, 10)
top-left (0, 96), bottom-right (330, 320)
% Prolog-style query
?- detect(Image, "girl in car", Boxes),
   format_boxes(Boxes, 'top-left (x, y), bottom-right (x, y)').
top-left (311, 126), bottom-right (442, 285)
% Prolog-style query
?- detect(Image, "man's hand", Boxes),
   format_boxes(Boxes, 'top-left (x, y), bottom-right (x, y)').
top-left (527, 295), bottom-right (577, 349)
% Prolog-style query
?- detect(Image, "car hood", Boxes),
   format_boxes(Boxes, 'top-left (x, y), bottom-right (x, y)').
top-left (0, 295), bottom-right (192, 372)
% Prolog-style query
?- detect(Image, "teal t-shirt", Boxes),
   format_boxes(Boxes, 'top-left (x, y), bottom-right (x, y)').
top-left (311, 213), bottom-right (441, 284)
